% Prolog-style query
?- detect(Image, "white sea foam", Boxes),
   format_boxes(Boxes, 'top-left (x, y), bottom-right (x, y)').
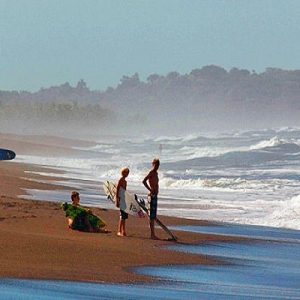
top-left (153, 133), bottom-right (207, 143)
top-left (15, 128), bottom-right (300, 231)
top-left (153, 135), bottom-right (184, 143)
top-left (264, 194), bottom-right (300, 229)
top-left (159, 175), bottom-right (300, 193)
top-left (277, 126), bottom-right (300, 133)
top-left (177, 146), bottom-right (240, 159)
top-left (88, 144), bottom-right (121, 154)
top-left (250, 136), bottom-right (283, 150)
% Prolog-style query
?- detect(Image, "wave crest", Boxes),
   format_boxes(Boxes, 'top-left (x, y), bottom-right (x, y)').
top-left (250, 136), bottom-right (300, 152)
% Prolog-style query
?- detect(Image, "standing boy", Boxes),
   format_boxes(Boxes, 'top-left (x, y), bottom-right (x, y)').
top-left (142, 158), bottom-right (160, 240)
top-left (116, 167), bottom-right (130, 236)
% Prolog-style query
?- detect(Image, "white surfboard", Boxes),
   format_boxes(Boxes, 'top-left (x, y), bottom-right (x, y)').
top-left (103, 181), bottom-right (145, 218)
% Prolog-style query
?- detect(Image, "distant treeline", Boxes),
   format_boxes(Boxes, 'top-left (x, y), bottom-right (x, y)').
top-left (1, 66), bottom-right (300, 104)
top-left (0, 100), bottom-right (113, 136)
top-left (0, 100), bottom-right (110, 121)
top-left (1, 66), bottom-right (300, 134)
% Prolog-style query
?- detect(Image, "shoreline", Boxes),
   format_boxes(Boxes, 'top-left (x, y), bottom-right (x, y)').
top-left (1, 132), bottom-right (300, 298)
top-left (0, 160), bottom-right (242, 284)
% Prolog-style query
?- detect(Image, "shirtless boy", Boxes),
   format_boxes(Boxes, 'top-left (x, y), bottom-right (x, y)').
top-left (142, 158), bottom-right (160, 239)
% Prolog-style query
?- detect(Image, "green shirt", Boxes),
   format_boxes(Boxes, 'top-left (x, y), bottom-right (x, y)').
top-left (62, 202), bottom-right (106, 229)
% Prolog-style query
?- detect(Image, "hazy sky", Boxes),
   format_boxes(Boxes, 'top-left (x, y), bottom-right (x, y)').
top-left (1, 0), bottom-right (300, 91)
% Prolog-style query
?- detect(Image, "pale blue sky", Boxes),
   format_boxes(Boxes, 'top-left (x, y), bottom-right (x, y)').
top-left (0, 0), bottom-right (300, 91)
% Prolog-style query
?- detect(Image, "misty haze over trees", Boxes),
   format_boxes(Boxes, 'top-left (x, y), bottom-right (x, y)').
top-left (1, 66), bottom-right (300, 137)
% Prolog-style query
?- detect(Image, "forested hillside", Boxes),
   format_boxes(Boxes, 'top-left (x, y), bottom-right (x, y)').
top-left (1, 66), bottom-right (300, 136)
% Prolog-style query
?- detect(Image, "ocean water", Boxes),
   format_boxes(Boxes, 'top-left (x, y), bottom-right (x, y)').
top-left (7, 128), bottom-right (300, 298)
top-left (1, 223), bottom-right (300, 299)
top-left (16, 127), bottom-right (300, 230)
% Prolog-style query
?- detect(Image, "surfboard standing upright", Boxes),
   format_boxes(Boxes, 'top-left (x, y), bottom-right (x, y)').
top-left (103, 181), bottom-right (144, 217)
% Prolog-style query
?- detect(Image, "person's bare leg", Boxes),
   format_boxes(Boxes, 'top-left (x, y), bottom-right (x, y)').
top-left (122, 220), bottom-right (127, 236)
top-left (150, 219), bottom-right (159, 239)
top-left (117, 218), bottom-right (122, 236)
top-left (118, 219), bottom-right (126, 236)
top-left (67, 218), bottom-right (73, 228)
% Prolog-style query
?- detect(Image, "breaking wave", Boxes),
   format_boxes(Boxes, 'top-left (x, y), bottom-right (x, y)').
top-left (159, 176), bottom-right (288, 192)
top-left (260, 194), bottom-right (300, 230)
top-left (250, 136), bottom-right (300, 152)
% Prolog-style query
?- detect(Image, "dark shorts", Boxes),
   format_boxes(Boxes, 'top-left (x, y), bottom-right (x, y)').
top-left (150, 194), bottom-right (158, 220)
top-left (71, 212), bottom-right (88, 231)
top-left (120, 210), bottom-right (128, 220)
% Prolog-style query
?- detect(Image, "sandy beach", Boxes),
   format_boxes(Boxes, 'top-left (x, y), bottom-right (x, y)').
top-left (0, 157), bottom-right (239, 284)
top-left (2, 131), bottom-right (300, 300)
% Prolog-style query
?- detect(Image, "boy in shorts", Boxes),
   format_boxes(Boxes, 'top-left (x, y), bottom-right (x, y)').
top-left (116, 167), bottom-right (130, 236)
top-left (143, 159), bottom-right (160, 240)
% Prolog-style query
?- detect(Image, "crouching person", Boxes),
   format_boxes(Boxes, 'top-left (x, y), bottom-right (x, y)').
top-left (62, 191), bottom-right (108, 233)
